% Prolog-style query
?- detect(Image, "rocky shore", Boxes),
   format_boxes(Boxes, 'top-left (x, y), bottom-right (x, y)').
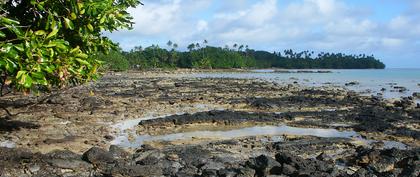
top-left (0, 70), bottom-right (419, 177)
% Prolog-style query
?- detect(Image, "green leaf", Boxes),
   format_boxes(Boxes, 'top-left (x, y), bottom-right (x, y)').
top-left (87, 23), bottom-right (94, 32)
top-left (31, 72), bottom-right (45, 79)
top-left (36, 78), bottom-right (48, 86)
top-left (49, 48), bottom-right (54, 58)
top-left (46, 28), bottom-right (59, 39)
top-left (70, 13), bottom-right (77, 20)
top-left (0, 31), bottom-right (5, 38)
top-left (64, 18), bottom-right (74, 30)
top-left (76, 53), bottom-right (88, 59)
top-left (100, 16), bottom-right (106, 24)
top-left (70, 46), bottom-right (80, 54)
top-left (37, 4), bottom-right (45, 11)
top-left (45, 14), bottom-right (52, 30)
top-left (7, 49), bottom-right (19, 59)
top-left (76, 58), bottom-right (91, 66)
top-left (35, 30), bottom-right (47, 35)
top-left (42, 65), bottom-right (54, 73)
top-left (0, 17), bottom-right (20, 25)
top-left (16, 71), bottom-right (26, 79)
top-left (5, 59), bottom-right (16, 72)
top-left (77, 2), bottom-right (84, 10)
top-left (14, 44), bottom-right (24, 52)
top-left (8, 25), bottom-right (23, 36)
top-left (0, 59), bottom-right (6, 68)
top-left (22, 74), bottom-right (33, 88)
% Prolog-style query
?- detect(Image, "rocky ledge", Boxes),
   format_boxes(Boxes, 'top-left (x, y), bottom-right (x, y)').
top-left (1, 137), bottom-right (418, 177)
top-left (0, 71), bottom-right (419, 176)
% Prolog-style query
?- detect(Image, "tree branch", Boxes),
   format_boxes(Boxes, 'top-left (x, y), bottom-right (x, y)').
top-left (0, 72), bottom-right (5, 97)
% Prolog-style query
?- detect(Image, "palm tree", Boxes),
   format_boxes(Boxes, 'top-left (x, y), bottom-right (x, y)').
top-left (203, 39), bottom-right (208, 59)
top-left (245, 45), bottom-right (250, 56)
top-left (187, 43), bottom-right (195, 51)
top-left (238, 45), bottom-right (244, 52)
top-left (233, 43), bottom-right (238, 51)
top-left (132, 45), bottom-right (142, 52)
top-left (173, 43), bottom-right (178, 51)
top-left (167, 40), bottom-right (173, 49)
top-left (224, 45), bottom-right (229, 51)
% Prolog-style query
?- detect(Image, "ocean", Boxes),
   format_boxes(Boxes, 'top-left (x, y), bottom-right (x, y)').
top-left (191, 69), bottom-right (420, 103)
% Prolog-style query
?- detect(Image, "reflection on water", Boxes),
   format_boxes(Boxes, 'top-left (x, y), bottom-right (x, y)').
top-left (111, 124), bottom-right (408, 150)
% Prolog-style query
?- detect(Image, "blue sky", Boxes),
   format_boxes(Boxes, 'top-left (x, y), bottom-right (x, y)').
top-left (106, 0), bottom-right (420, 68)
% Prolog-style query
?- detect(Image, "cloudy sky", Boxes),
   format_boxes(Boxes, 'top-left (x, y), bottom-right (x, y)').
top-left (106, 0), bottom-right (420, 68)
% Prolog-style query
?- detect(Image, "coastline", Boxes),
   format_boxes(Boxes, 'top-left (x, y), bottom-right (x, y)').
top-left (0, 70), bottom-right (419, 176)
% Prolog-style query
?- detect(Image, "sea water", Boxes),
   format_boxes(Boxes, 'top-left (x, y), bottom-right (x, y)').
top-left (111, 124), bottom-right (408, 150)
top-left (192, 69), bottom-right (420, 102)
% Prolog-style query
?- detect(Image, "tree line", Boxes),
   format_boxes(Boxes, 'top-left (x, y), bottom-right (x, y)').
top-left (100, 40), bottom-right (385, 71)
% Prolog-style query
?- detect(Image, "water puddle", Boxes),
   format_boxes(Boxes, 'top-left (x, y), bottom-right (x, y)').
top-left (0, 140), bottom-right (16, 148)
top-left (111, 124), bottom-right (408, 150)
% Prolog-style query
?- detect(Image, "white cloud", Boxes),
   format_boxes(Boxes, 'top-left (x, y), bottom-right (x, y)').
top-left (129, 0), bottom-right (182, 35)
top-left (106, 0), bottom-right (420, 67)
top-left (382, 38), bottom-right (404, 48)
top-left (196, 20), bottom-right (208, 32)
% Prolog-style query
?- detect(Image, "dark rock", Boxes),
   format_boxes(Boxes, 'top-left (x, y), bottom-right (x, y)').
top-left (109, 145), bottom-right (130, 159)
top-left (179, 146), bottom-right (212, 167)
top-left (345, 81), bottom-right (360, 86)
top-left (43, 136), bottom-right (77, 145)
top-left (201, 169), bottom-right (218, 177)
top-left (46, 149), bottom-right (81, 159)
top-left (392, 86), bottom-right (408, 92)
top-left (235, 167), bottom-right (256, 177)
top-left (111, 164), bottom-right (163, 176)
top-left (47, 159), bottom-right (92, 170)
top-left (368, 158), bottom-right (395, 173)
top-left (316, 152), bottom-right (331, 161)
top-left (246, 155), bottom-right (281, 176)
top-left (176, 166), bottom-right (198, 177)
top-left (104, 135), bottom-right (115, 141)
top-left (281, 164), bottom-right (297, 175)
top-left (139, 110), bottom-right (284, 128)
top-left (82, 147), bottom-right (114, 165)
top-left (351, 168), bottom-right (372, 177)
top-left (200, 161), bottom-right (225, 171)
top-left (136, 154), bottom-right (160, 165)
top-left (393, 97), bottom-right (413, 108)
top-left (174, 83), bottom-right (182, 87)
top-left (80, 96), bottom-right (110, 110)
top-left (413, 92), bottom-right (420, 98)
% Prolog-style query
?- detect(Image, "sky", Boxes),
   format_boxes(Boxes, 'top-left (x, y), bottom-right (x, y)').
top-left (105, 0), bottom-right (420, 68)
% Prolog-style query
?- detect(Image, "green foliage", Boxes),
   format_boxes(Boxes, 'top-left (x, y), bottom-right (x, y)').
top-left (0, 0), bottom-right (140, 93)
top-left (95, 51), bottom-right (129, 72)
top-left (121, 43), bottom-right (384, 70)
top-left (250, 50), bottom-right (385, 69)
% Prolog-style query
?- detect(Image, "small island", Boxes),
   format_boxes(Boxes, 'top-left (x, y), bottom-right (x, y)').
top-left (98, 42), bottom-right (385, 71)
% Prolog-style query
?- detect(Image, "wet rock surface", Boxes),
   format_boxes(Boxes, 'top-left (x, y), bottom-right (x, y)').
top-left (0, 70), bottom-right (419, 176)
top-left (1, 139), bottom-right (418, 177)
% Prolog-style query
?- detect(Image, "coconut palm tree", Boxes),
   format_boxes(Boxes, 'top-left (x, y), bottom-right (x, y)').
top-left (187, 43), bottom-right (195, 51)
top-left (173, 43), bottom-right (178, 51)
top-left (167, 40), bottom-right (173, 49)
top-left (233, 43), bottom-right (238, 51)
top-left (238, 45), bottom-right (244, 52)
